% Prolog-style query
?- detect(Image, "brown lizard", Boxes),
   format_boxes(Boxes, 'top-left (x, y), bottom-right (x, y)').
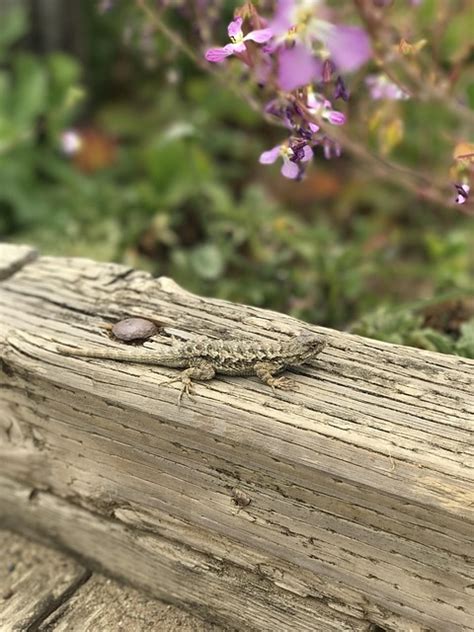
top-left (56, 333), bottom-right (326, 403)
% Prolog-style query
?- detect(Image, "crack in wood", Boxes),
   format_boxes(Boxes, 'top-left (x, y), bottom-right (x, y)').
top-left (25, 570), bottom-right (92, 632)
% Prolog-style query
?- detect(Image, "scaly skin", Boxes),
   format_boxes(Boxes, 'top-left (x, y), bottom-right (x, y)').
top-left (56, 333), bottom-right (326, 404)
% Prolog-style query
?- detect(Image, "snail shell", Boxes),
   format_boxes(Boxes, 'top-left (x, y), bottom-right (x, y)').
top-left (111, 317), bottom-right (159, 342)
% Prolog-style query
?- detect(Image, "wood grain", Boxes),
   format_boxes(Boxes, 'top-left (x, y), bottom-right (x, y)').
top-left (0, 529), bottom-right (89, 631)
top-left (0, 244), bottom-right (37, 281)
top-left (37, 573), bottom-right (223, 632)
top-left (0, 529), bottom-right (223, 632)
top-left (0, 245), bottom-right (473, 631)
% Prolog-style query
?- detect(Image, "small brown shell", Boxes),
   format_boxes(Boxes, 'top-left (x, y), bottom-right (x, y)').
top-left (111, 318), bottom-right (158, 342)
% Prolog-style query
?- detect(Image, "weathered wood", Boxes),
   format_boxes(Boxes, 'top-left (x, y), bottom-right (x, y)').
top-left (0, 244), bottom-right (37, 281)
top-left (0, 529), bottom-right (89, 630)
top-left (0, 477), bottom-right (396, 632)
top-left (0, 244), bottom-right (473, 632)
top-left (0, 529), bottom-right (223, 632)
top-left (37, 573), bottom-right (223, 632)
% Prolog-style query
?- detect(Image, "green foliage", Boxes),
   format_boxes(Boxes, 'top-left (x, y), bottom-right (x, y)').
top-left (2, 2), bottom-right (473, 359)
top-left (351, 307), bottom-right (447, 351)
top-left (0, 6), bottom-right (83, 235)
top-left (0, 6), bottom-right (27, 53)
top-left (456, 319), bottom-right (474, 359)
top-left (439, 5), bottom-right (474, 61)
top-left (352, 302), bottom-right (474, 358)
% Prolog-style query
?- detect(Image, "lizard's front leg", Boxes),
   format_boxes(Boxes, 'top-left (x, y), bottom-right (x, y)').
top-left (163, 361), bottom-right (216, 405)
top-left (254, 362), bottom-right (297, 391)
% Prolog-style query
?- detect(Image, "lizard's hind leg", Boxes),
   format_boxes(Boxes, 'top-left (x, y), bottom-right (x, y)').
top-left (162, 361), bottom-right (215, 406)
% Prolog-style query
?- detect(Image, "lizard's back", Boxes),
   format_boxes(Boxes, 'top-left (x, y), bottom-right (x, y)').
top-left (177, 334), bottom-right (324, 375)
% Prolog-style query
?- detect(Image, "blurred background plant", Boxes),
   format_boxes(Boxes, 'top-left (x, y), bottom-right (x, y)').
top-left (0, 0), bottom-right (473, 356)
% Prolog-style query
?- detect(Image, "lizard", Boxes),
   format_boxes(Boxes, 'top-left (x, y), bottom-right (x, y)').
top-left (56, 333), bottom-right (326, 404)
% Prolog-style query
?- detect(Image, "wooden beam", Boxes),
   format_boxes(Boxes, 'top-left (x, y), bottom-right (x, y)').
top-left (0, 243), bottom-right (37, 281)
top-left (0, 529), bottom-right (224, 631)
top-left (0, 245), bottom-right (473, 631)
top-left (38, 572), bottom-right (225, 631)
top-left (0, 529), bottom-right (89, 630)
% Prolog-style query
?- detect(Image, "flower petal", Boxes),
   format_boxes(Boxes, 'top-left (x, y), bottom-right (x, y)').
top-left (255, 57), bottom-right (272, 85)
top-left (227, 17), bottom-right (243, 39)
top-left (454, 183), bottom-right (470, 204)
top-left (205, 43), bottom-right (241, 62)
top-left (259, 145), bottom-right (281, 164)
top-left (281, 157), bottom-right (299, 179)
top-left (323, 25), bottom-right (372, 72)
top-left (277, 44), bottom-right (322, 91)
top-left (366, 74), bottom-right (408, 100)
top-left (230, 41), bottom-right (247, 54)
top-left (301, 145), bottom-right (313, 162)
top-left (269, 0), bottom-right (295, 36)
top-left (244, 28), bottom-right (274, 44)
top-left (327, 110), bottom-right (346, 125)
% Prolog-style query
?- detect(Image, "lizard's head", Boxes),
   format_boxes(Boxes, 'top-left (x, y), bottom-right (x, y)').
top-left (286, 333), bottom-right (326, 365)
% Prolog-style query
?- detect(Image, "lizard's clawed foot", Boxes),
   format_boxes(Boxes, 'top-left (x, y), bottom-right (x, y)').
top-left (177, 379), bottom-right (195, 407)
top-left (161, 375), bottom-right (195, 406)
top-left (268, 376), bottom-right (298, 391)
top-left (255, 362), bottom-right (299, 392)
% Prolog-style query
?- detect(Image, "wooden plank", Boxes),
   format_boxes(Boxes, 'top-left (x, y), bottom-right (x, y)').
top-left (0, 244), bottom-right (37, 280)
top-left (38, 571), bottom-right (224, 632)
top-left (0, 529), bottom-right (89, 630)
top-left (0, 529), bottom-right (224, 632)
top-left (0, 250), bottom-right (473, 631)
top-left (0, 477), bottom-right (388, 632)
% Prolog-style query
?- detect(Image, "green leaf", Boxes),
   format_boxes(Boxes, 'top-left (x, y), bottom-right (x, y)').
top-left (456, 318), bottom-right (474, 358)
top-left (11, 54), bottom-right (48, 126)
top-left (48, 53), bottom-right (81, 92)
top-left (350, 306), bottom-right (421, 345)
top-left (46, 53), bottom-right (83, 133)
top-left (0, 6), bottom-right (28, 52)
top-left (466, 83), bottom-right (474, 110)
top-left (408, 329), bottom-right (454, 354)
top-left (143, 135), bottom-right (213, 201)
top-left (190, 243), bottom-right (224, 280)
top-left (0, 72), bottom-right (15, 150)
top-left (440, 8), bottom-right (474, 62)
top-left (417, 0), bottom-right (437, 25)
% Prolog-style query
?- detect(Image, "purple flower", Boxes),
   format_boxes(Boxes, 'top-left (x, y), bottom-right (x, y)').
top-left (270, 0), bottom-right (371, 73)
top-left (322, 25), bottom-right (371, 73)
top-left (325, 110), bottom-right (346, 125)
top-left (270, 0), bottom-right (321, 39)
top-left (454, 183), bottom-right (470, 205)
top-left (277, 44), bottom-right (322, 91)
top-left (265, 98), bottom-right (296, 129)
top-left (366, 74), bottom-right (409, 100)
top-left (322, 138), bottom-right (342, 159)
top-left (205, 17), bottom-right (273, 63)
top-left (259, 141), bottom-right (313, 179)
top-left (307, 91), bottom-right (346, 125)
